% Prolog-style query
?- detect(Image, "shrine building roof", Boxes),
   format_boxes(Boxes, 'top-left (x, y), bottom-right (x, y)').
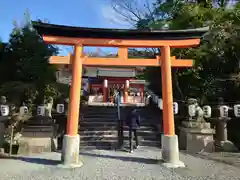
top-left (32, 21), bottom-right (208, 40)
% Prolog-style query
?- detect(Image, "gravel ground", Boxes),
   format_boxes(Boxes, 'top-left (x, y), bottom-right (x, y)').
top-left (195, 151), bottom-right (240, 168)
top-left (0, 147), bottom-right (240, 180)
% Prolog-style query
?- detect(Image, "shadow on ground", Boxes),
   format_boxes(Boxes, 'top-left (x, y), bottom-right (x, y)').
top-left (17, 157), bottom-right (60, 165)
top-left (0, 154), bottom-right (60, 165)
top-left (80, 151), bottom-right (160, 165)
top-left (1, 150), bottom-right (161, 166)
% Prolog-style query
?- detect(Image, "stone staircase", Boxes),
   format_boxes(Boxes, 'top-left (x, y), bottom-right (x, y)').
top-left (79, 105), bottom-right (161, 150)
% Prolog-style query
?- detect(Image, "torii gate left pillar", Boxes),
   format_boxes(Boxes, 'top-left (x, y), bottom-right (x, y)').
top-left (61, 45), bottom-right (83, 168)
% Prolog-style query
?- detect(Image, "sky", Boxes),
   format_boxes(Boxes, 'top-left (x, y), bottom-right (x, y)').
top-left (1, 0), bottom-right (236, 54)
top-left (0, 0), bottom-right (132, 54)
top-left (1, 0), bottom-right (238, 42)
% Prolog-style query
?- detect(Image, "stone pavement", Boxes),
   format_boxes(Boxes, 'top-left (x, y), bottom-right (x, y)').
top-left (196, 151), bottom-right (240, 168)
top-left (0, 147), bottom-right (240, 180)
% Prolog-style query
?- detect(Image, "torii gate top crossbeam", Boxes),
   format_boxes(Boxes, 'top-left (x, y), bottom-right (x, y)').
top-left (32, 21), bottom-right (208, 48)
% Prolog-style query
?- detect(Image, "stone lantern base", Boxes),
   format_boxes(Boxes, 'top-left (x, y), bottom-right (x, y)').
top-left (215, 140), bottom-right (238, 152)
top-left (179, 121), bottom-right (215, 153)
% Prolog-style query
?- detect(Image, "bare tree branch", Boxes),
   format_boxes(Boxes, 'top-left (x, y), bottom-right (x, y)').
top-left (144, 0), bottom-right (154, 18)
top-left (109, 0), bottom-right (154, 25)
top-left (111, 4), bottom-right (139, 23)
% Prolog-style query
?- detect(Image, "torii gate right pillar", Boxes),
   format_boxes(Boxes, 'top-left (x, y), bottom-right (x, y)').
top-left (160, 46), bottom-right (184, 168)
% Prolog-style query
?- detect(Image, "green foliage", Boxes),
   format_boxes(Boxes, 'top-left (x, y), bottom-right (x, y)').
top-left (0, 17), bottom-right (58, 84)
top-left (0, 81), bottom-right (37, 106)
top-left (7, 24), bottom-right (58, 84)
top-left (43, 84), bottom-right (60, 100)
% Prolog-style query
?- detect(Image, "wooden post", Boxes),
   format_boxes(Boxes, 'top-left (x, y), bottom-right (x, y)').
top-left (141, 86), bottom-right (144, 103)
top-left (66, 45), bottom-right (83, 136)
top-left (9, 125), bottom-right (14, 156)
top-left (161, 46), bottom-right (175, 135)
top-left (103, 79), bottom-right (108, 102)
top-left (124, 80), bottom-right (129, 103)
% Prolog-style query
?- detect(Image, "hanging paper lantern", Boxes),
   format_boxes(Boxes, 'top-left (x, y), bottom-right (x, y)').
top-left (19, 105), bottom-right (28, 115)
top-left (219, 105), bottom-right (229, 118)
top-left (56, 104), bottom-right (65, 113)
top-left (203, 105), bottom-right (211, 118)
top-left (0, 105), bottom-right (9, 116)
top-left (234, 104), bottom-right (240, 117)
top-left (173, 102), bottom-right (178, 115)
top-left (158, 98), bottom-right (163, 109)
top-left (37, 105), bottom-right (45, 116)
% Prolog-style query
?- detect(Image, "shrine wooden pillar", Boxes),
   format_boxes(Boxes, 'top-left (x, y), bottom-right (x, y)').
top-left (160, 46), bottom-right (183, 168)
top-left (124, 80), bottom-right (129, 103)
top-left (161, 46), bottom-right (175, 136)
top-left (62, 45), bottom-right (83, 167)
top-left (140, 85), bottom-right (144, 103)
top-left (103, 79), bottom-right (108, 102)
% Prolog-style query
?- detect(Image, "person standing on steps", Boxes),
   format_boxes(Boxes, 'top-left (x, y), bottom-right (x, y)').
top-left (125, 108), bottom-right (141, 153)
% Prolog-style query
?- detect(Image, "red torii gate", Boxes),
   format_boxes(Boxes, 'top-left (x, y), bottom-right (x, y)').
top-left (33, 21), bottom-right (207, 168)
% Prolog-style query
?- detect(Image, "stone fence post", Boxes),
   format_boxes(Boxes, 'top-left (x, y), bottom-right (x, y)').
top-left (211, 98), bottom-right (238, 152)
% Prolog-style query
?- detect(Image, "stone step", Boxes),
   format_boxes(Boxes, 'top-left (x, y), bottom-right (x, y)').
top-left (82, 110), bottom-right (118, 114)
top-left (81, 116), bottom-right (151, 120)
top-left (80, 140), bottom-right (160, 147)
top-left (80, 140), bottom-right (115, 147)
top-left (80, 136), bottom-right (159, 142)
top-left (80, 121), bottom-right (155, 126)
top-left (83, 109), bottom-right (152, 112)
top-left (79, 127), bottom-right (117, 131)
top-left (80, 119), bottom-right (116, 122)
top-left (82, 116), bottom-right (156, 121)
top-left (82, 111), bottom-right (156, 116)
top-left (84, 110), bottom-right (151, 113)
top-left (80, 130), bottom-right (116, 135)
top-left (79, 146), bottom-right (113, 150)
top-left (80, 130), bottom-right (159, 136)
top-left (79, 145), bottom-right (161, 150)
top-left (80, 132), bottom-right (159, 138)
top-left (80, 121), bottom-right (153, 127)
top-left (79, 126), bottom-right (155, 131)
top-left (77, 106), bottom-right (161, 150)
top-left (123, 141), bottom-right (161, 147)
top-left (82, 115), bottom-right (118, 119)
top-left (81, 121), bottom-right (117, 125)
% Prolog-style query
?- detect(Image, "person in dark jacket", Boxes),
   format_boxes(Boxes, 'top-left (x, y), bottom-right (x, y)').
top-left (125, 108), bottom-right (141, 153)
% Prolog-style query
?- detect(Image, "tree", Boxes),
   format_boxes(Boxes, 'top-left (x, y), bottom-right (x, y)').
top-left (5, 21), bottom-right (58, 84)
top-left (110, 0), bottom-right (240, 102)
top-left (165, 1), bottom-right (240, 102)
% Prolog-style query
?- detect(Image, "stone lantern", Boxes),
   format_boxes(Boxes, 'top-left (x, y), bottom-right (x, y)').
top-left (179, 98), bottom-right (215, 153)
top-left (211, 97), bottom-right (237, 152)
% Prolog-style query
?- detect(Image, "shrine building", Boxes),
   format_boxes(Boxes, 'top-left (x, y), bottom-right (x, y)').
top-left (55, 63), bottom-right (146, 104)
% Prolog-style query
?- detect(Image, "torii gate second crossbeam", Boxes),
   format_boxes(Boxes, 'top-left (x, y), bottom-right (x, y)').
top-left (32, 21), bottom-right (208, 169)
